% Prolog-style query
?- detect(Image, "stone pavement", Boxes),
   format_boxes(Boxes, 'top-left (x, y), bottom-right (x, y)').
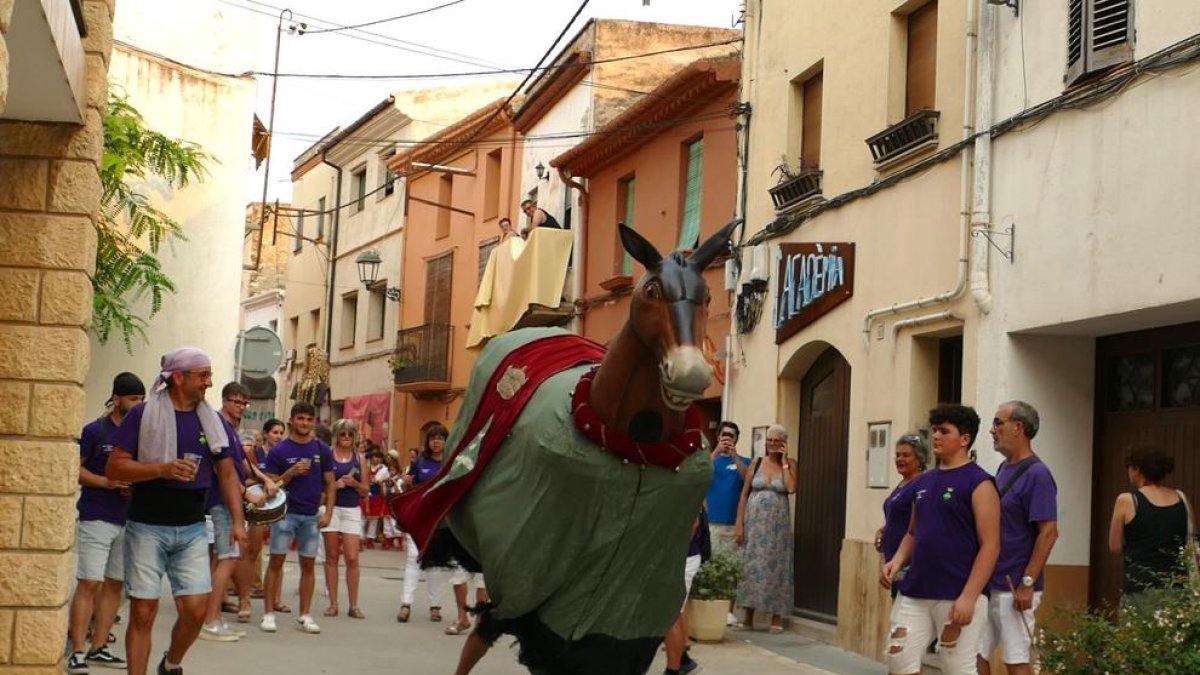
top-left (130, 547), bottom-right (885, 674)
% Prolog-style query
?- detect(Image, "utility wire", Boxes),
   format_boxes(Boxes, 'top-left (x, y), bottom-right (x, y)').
top-left (303, 0), bottom-right (466, 34)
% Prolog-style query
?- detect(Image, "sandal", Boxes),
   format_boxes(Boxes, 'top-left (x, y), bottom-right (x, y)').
top-left (323, 606), bottom-right (338, 617)
top-left (238, 601), bottom-right (252, 623)
top-left (444, 620), bottom-right (472, 635)
top-left (348, 607), bottom-right (365, 619)
top-left (430, 606), bottom-right (442, 622)
top-left (396, 605), bottom-right (411, 623)
top-left (274, 602), bottom-right (292, 614)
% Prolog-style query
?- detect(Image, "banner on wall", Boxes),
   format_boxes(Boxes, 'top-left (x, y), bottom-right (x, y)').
top-left (342, 392), bottom-right (391, 447)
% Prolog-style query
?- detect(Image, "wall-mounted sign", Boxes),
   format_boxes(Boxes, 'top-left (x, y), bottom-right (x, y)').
top-left (773, 242), bottom-right (855, 344)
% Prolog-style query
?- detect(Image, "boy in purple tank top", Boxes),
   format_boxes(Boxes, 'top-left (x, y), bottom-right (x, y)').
top-left (881, 404), bottom-right (1000, 675)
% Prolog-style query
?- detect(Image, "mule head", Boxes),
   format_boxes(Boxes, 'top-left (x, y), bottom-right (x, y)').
top-left (618, 218), bottom-right (741, 411)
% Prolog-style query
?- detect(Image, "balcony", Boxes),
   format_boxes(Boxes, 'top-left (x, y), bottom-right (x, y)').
top-left (768, 169), bottom-right (822, 212)
top-left (391, 323), bottom-right (452, 393)
top-left (865, 109), bottom-right (940, 168)
top-left (467, 228), bottom-right (573, 349)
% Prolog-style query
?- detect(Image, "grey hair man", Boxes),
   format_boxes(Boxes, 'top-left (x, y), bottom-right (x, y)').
top-left (978, 400), bottom-right (1058, 675)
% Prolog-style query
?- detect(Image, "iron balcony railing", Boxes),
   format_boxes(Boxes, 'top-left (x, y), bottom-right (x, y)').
top-left (768, 169), bottom-right (823, 211)
top-left (392, 323), bottom-right (452, 388)
top-left (865, 109), bottom-right (940, 166)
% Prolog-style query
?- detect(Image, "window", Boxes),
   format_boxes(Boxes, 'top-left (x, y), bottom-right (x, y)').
top-left (381, 151), bottom-right (397, 199)
top-left (800, 71), bottom-right (823, 170)
top-left (352, 167), bottom-right (367, 213)
top-left (316, 197), bottom-right (326, 241)
top-left (425, 252), bottom-right (453, 325)
top-left (905, 1), bottom-right (938, 116)
top-left (1066, 0), bottom-right (1134, 86)
top-left (436, 174), bottom-right (453, 239)
top-left (293, 209), bottom-right (305, 252)
top-left (340, 293), bottom-right (357, 348)
top-left (677, 138), bottom-right (704, 250)
top-left (616, 176), bottom-right (636, 276)
top-left (938, 334), bottom-right (963, 404)
top-left (484, 150), bottom-right (502, 221)
top-left (478, 237), bottom-right (499, 286)
top-left (288, 315), bottom-right (300, 355)
top-left (366, 285), bottom-right (386, 342)
top-left (307, 308), bottom-right (321, 349)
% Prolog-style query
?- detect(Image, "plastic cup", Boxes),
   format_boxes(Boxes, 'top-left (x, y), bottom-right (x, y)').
top-left (183, 452), bottom-right (202, 480)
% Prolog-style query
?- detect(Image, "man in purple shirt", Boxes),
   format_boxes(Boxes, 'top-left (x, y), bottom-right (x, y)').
top-left (107, 348), bottom-right (247, 675)
top-left (882, 404), bottom-right (1000, 675)
top-left (67, 372), bottom-right (144, 674)
top-left (261, 402), bottom-right (335, 635)
top-left (977, 401), bottom-right (1058, 675)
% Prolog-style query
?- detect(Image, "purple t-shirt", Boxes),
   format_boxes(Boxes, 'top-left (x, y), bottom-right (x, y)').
top-left (331, 451), bottom-right (364, 508)
top-left (881, 478), bottom-right (920, 561)
top-left (898, 462), bottom-right (996, 601)
top-left (410, 454), bottom-right (443, 486)
top-left (991, 457), bottom-right (1057, 591)
top-left (266, 438), bottom-right (334, 516)
top-left (77, 415), bottom-right (130, 525)
top-left (109, 403), bottom-right (233, 526)
top-left (205, 419), bottom-right (246, 512)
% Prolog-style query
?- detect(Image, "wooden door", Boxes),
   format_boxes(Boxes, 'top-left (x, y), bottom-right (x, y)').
top-left (1091, 322), bottom-right (1200, 607)
top-left (794, 347), bottom-right (851, 622)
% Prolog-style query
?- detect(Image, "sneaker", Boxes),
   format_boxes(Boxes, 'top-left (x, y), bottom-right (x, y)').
top-left (726, 612), bottom-right (738, 626)
top-left (198, 622), bottom-right (240, 642)
top-left (67, 651), bottom-right (89, 674)
top-left (86, 645), bottom-right (128, 669)
top-left (156, 654), bottom-right (181, 675)
top-left (680, 650), bottom-right (699, 675)
top-left (219, 619), bottom-right (246, 638)
top-left (296, 615), bottom-right (321, 634)
top-left (260, 613), bottom-right (277, 633)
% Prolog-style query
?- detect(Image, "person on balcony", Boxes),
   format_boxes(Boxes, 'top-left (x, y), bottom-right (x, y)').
top-left (519, 200), bottom-right (563, 236)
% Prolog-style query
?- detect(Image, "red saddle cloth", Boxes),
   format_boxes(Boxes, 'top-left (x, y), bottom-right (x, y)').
top-left (390, 334), bottom-right (606, 554)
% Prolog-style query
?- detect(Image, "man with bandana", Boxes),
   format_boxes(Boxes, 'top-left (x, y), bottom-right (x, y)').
top-left (107, 348), bottom-right (248, 675)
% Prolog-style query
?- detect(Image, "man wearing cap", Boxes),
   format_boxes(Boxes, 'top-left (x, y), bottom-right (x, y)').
top-left (67, 373), bottom-right (145, 674)
top-left (107, 348), bottom-right (248, 675)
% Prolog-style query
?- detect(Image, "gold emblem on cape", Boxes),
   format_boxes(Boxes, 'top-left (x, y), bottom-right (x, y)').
top-left (496, 366), bottom-right (528, 400)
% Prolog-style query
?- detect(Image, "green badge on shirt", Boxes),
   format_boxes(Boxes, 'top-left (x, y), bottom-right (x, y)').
top-left (942, 487), bottom-right (955, 501)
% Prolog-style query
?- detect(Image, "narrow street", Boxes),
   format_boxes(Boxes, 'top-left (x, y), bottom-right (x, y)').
top-left (144, 549), bottom-right (884, 675)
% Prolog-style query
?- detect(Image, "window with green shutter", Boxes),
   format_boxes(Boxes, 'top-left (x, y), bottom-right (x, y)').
top-left (618, 176), bottom-right (636, 276)
top-left (678, 138), bottom-right (704, 250)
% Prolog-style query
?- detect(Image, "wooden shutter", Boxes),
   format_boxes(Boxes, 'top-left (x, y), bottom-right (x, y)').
top-left (424, 252), bottom-right (453, 326)
top-left (800, 72), bottom-right (823, 170)
top-left (436, 175), bottom-right (453, 239)
top-left (1088, 0), bottom-right (1134, 71)
top-left (617, 177), bottom-right (636, 276)
top-left (905, 1), bottom-right (938, 116)
top-left (677, 139), bottom-right (704, 250)
top-left (477, 237), bottom-right (499, 285)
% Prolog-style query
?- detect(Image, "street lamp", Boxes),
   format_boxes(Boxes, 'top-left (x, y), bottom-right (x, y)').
top-left (355, 249), bottom-right (400, 301)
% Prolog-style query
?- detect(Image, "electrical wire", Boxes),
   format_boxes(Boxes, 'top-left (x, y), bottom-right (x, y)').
top-left (302, 1), bottom-right (466, 35)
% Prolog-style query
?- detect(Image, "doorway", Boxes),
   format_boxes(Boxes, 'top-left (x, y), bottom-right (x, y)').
top-left (794, 346), bottom-right (851, 622)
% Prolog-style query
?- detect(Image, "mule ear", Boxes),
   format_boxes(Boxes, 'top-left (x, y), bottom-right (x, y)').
top-left (688, 218), bottom-right (742, 270)
top-left (618, 222), bottom-right (662, 271)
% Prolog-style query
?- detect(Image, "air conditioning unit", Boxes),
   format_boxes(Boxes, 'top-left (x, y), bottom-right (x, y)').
top-left (747, 244), bottom-right (769, 282)
top-left (723, 259), bottom-right (738, 292)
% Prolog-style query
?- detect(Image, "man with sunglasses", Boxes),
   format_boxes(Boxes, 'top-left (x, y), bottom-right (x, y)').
top-left (706, 421), bottom-right (749, 554)
top-left (977, 401), bottom-right (1058, 675)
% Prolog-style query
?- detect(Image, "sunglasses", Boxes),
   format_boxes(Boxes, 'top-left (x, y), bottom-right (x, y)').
top-left (225, 399), bottom-right (249, 407)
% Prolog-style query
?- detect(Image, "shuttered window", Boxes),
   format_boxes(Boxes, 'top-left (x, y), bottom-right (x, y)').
top-left (478, 237), bottom-right (499, 286)
top-left (677, 139), bottom-right (704, 250)
top-left (1066, 0), bottom-right (1134, 86)
top-left (905, 1), bottom-right (938, 116)
top-left (425, 252), bottom-right (453, 326)
top-left (617, 176), bottom-right (636, 276)
top-left (800, 72), bottom-right (823, 170)
top-left (436, 174), bottom-right (453, 239)
top-left (315, 196), bottom-right (326, 241)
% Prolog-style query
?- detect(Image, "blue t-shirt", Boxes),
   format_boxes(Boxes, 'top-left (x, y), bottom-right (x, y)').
top-left (77, 415), bottom-right (130, 525)
top-left (705, 454), bottom-right (750, 525)
top-left (331, 451), bottom-right (365, 508)
top-left (991, 457), bottom-right (1057, 591)
top-left (266, 438), bottom-right (334, 516)
top-left (410, 454), bottom-right (443, 486)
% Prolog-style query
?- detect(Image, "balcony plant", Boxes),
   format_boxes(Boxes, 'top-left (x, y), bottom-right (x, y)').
top-left (687, 549), bottom-right (742, 642)
top-left (388, 356), bottom-right (412, 371)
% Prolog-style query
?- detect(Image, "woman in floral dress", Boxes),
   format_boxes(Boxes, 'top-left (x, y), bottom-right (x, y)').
top-left (735, 424), bottom-right (798, 633)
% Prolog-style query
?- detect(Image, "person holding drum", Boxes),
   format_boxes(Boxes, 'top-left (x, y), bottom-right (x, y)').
top-left (322, 419), bottom-right (370, 618)
top-left (247, 418), bottom-right (285, 606)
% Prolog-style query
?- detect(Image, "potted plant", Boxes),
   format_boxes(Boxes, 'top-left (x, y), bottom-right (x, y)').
top-left (686, 550), bottom-right (742, 642)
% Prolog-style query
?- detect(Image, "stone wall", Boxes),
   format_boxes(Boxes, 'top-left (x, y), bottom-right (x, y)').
top-left (0, 0), bottom-right (114, 671)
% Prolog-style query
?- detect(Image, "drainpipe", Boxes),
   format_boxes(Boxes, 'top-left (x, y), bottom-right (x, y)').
top-left (725, 97), bottom-right (752, 421)
top-left (969, 2), bottom-right (996, 314)
top-left (559, 168), bottom-right (588, 334)
top-left (862, 0), bottom-right (978, 345)
top-left (321, 155), bottom-right (344, 355)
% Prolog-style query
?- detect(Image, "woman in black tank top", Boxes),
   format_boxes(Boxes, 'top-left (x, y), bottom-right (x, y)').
top-left (1108, 445), bottom-right (1193, 608)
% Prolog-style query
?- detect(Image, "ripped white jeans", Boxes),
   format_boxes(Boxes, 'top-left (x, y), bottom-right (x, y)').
top-left (887, 593), bottom-right (988, 675)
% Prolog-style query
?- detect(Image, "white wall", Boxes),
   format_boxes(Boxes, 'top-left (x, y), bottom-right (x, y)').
top-left (522, 83), bottom-right (593, 228)
top-left (85, 0), bottom-right (257, 414)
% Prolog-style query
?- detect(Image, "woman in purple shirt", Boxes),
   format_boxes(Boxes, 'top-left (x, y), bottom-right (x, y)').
top-left (321, 419), bottom-right (369, 619)
top-left (875, 433), bottom-right (928, 596)
top-left (398, 423), bottom-right (450, 623)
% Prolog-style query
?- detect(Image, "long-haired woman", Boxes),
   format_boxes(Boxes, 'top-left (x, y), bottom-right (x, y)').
top-left (321, 419), bottom-right (370, 618)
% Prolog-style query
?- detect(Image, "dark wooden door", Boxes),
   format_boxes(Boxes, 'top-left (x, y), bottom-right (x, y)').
top-left (1091, 322), bottom-right (1200, 607)
top-left (794, 347), bottom-right (851, 622)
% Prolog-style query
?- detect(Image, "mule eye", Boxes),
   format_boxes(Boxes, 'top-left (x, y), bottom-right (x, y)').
top-left (645, 282), bottom-right (662, 300)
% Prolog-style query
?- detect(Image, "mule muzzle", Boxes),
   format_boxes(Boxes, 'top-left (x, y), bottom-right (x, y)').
top-left (659, 346), bottom-right (713, 411)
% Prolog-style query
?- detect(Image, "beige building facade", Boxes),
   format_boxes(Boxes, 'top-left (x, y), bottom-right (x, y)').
top-left (0, 0), bottom-right (113, 670)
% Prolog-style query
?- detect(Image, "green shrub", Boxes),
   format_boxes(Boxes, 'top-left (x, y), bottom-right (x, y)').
top-left (690, 550), bottom-right (743, 601)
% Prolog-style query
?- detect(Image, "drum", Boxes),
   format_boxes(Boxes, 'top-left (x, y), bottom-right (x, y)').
top-left (244, 485), bottom-right (287, 525)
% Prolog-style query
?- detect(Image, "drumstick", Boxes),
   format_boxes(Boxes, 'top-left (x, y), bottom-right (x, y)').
top-left (1005, 575), bottom-right (1037, 645)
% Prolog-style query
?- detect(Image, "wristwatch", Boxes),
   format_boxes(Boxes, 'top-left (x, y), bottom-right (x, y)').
top-left (1020, 575), bottom-right (1035, 588)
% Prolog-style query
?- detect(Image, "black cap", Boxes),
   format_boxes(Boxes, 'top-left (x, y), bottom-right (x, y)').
top-left (111, 372), bottom-right (146, 397)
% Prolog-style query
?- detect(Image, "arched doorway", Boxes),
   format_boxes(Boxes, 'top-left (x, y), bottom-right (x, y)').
top-left (794, 346), bottom-right (851, 622)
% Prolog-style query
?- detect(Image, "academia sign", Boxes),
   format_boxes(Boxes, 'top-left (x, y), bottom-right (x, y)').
top-left (773, 242), bottom-right (855, 344)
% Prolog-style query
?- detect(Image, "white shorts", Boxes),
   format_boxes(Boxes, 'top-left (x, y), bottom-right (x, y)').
top-left (978, 590), bottom-right (1041, 665)
top-left (77, 520), bottom-right (125, 582)
top-left (681, 554), bottom-right (702, 611)
top-left (319, 505), bottom-right (363, 536)
top-left (887, 593), bottom-right (988, 675)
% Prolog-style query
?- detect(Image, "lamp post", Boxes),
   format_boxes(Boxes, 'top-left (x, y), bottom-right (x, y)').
top-left (355, 249), bottom-right (400, 301)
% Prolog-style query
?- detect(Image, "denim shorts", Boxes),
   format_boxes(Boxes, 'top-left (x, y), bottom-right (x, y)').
top-left (270, 512), bottom-right (320, 558)
top-left (209, 505), bottom-right (240, 561)
top-left (77, 520), bottom-right (125, 582)
top-left (123, 520), bottom-right (211, 599)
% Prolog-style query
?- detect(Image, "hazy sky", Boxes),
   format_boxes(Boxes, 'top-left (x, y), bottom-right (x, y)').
top-left (220, 0), bottom-right (744, 202)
